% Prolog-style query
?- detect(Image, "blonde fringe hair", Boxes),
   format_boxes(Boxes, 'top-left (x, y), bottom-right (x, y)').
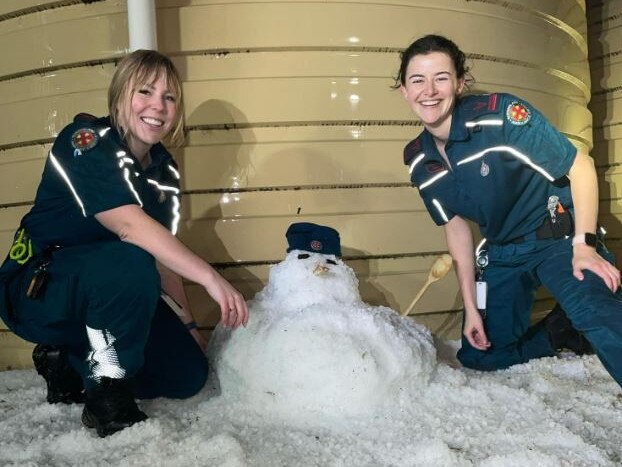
top-left (108, 49), bottom-right (185, 147)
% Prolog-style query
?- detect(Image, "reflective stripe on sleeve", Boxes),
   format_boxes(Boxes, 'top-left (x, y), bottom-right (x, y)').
top-left (49, 151), bottom-right (87, 217)
top-left (431, 199), bottom-right (449, 223)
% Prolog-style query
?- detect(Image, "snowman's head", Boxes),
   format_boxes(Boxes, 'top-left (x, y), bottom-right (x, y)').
top-left (256, 249), bottom-right (362, 312)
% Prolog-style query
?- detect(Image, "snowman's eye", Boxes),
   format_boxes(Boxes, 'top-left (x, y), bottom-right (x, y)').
top-left (297, 253), bottom-right (310, 259)
top-left (326, 259), bottom-right (337, 265)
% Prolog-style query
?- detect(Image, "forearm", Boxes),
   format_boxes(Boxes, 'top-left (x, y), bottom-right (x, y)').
top-left (568, 152), bottom-right (598, 235)
top-left (97, 205), bottom-right (248, 329)
top-left (96, 205), bottom-right (219, 290)
top-left (157, 262), bottom-right (196, 324)
top-left (444, 216), bottom-right (478, 316)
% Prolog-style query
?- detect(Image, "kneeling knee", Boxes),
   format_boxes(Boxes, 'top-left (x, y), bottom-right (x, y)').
top-left (457, 349), bottom-right (499, 372)
top-left (95, 243), bottom-right (159, 294)
top-left (172, 362), bottom-right (209, 399)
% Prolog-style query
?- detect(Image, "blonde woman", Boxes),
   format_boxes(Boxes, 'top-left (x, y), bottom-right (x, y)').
top-left (0, 50), bottom-right (248, 437)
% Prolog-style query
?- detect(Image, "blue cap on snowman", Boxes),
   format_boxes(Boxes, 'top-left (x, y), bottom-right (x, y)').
top-left (285, 222), bottom-right (341, 257)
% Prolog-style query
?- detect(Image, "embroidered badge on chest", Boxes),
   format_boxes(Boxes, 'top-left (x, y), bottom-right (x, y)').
top-left (71, 128), bottom-right (98, 153)
top-left (480, 160), bottom-right (490, 177)
top-left (506, 101), bottom-right (531, 125)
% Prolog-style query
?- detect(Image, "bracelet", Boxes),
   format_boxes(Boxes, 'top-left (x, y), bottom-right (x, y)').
top-left (185, 321), bottom-right (198, 331)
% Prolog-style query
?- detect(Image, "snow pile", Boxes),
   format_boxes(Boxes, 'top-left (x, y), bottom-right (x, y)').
top-left (1, 347), bottom-right (622, 465)
top-left (208, 251), bottom-right (436, 420)
top-left (2, 251), bottom-right (622, 464)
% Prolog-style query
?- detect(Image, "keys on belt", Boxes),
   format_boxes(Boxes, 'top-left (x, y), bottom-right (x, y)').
top-left (26, 246), bottom-right (60, 300)
top-left (9, 228), bottom-right (33, 265)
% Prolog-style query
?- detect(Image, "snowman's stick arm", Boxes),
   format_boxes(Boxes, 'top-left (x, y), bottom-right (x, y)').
top-left (401, 254), bottom-right (453, 317)
top-left (400, 279), bottom-right (432, 316)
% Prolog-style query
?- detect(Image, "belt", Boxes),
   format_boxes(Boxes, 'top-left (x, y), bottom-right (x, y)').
top-left (508, 222), bottom-right (562, 244)
top-left (505, 209), bottom-right (574, 245)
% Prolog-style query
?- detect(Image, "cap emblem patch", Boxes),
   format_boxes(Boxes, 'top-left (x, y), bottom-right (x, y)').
top-left (310, 240), bottom-right (322, 251)
top-left (506, 102), bottom-right (531, 125)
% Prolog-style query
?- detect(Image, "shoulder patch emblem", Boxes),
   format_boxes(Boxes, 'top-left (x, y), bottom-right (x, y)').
top-left (506, 101), bottom-right (531, 125)
top-left (71, 128), bottom-right (98, 152)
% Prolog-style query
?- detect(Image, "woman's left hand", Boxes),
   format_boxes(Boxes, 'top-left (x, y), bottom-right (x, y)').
top-left (572, 244), bottom-right (621, 293)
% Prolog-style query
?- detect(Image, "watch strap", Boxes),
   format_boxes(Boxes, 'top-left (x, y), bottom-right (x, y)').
top-left (572, 232), bottom-right (597, 248)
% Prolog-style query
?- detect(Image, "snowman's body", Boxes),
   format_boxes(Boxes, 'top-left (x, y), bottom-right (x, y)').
top-left (208, 250), bottom-right (436, 419)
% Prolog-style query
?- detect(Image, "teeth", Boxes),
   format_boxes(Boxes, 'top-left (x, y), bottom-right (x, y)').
top-left (141, 117), bottom-right (163, 127)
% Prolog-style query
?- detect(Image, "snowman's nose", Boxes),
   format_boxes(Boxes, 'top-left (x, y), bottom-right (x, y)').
top-left (313, 264), bottom-right (330, 276)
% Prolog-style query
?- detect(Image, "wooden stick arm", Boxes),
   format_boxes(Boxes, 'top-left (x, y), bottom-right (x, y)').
top-left (401, 254), bottom-right (453, 317)
top-left (400, 279), bottom-right (431, 316)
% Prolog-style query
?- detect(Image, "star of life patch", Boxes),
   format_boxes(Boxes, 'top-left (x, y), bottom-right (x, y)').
top-left (71, 128), bottom-right (98, 152)
top-left (506, 102), bottom-right (531, 126)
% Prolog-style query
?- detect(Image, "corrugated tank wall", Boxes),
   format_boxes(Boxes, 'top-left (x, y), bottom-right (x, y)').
top-left (0, 0), bottom-right (592, 369)
top-left (588, 1), bottom-right (622, 257)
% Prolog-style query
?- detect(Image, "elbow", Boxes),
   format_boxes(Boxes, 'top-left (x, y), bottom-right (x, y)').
top-left (95, 205), bottom-right (146, 244)
top-left (117, 228), bottom-right (131, 243)
top-left (580, 152), bottom-right (595, 170)
top-left (567, 152), bottom-right (595, 183)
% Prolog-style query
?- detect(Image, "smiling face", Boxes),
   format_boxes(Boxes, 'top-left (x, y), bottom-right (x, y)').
top-left (400, 51), bottom-right (465, 140)
top-left (120, 74), bottom-right (178, 160)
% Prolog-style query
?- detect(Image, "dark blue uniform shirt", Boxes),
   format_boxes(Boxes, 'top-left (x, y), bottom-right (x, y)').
top-left (21, 114), bottom-right (181, 249)
top-left (404, 93), bottom-right (577, 244)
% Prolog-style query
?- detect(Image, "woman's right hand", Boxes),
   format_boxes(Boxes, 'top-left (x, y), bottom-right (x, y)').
top-left (463, 310), bottom-right (491, 351)
top-left (203, 271), bottom-right (249, 328)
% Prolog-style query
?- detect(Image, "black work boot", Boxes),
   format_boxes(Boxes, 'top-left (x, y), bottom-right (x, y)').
top-left (544, 305), bottom-right (594, 355)
top-left (82, 377), bottom-right (148, 437)
top-left (32, 344), bottom-right (86, 404)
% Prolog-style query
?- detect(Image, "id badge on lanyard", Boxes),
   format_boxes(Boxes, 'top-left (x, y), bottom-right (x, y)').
top-left (475, 247), bottom-right (488, 317)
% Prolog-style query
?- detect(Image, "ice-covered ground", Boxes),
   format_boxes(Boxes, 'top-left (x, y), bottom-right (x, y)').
top-left (1, 349), bottom-right (621, 466)
top-left (1, 251), bottom-right (621, 466)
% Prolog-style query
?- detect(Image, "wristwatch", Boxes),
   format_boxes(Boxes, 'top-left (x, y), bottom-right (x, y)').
top-left (572, 232), bottom-right (598, 248)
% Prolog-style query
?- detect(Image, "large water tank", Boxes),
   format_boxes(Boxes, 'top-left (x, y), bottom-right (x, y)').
top-left (588, 1), bottom-right (622, 258)
top-left (0, 0), bottom-right (594, 368)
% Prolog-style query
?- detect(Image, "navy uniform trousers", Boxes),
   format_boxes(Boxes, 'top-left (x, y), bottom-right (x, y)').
top-left (1, 241), bottom-right (208, 399)
top-left (457, 235), bottom-right (622, 387)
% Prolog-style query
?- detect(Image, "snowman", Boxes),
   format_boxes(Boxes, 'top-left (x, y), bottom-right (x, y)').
top-left (208, 223), bottom-right (436, 421)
